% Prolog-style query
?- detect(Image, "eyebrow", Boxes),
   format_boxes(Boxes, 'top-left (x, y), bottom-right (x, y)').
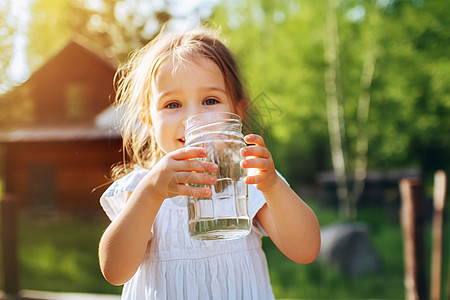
top-left (158, 86), bottom-right (227, 99)
top-left (202, 86), bottom-right (227, 94)
top-left (157, 89), bottom-right (179, 99)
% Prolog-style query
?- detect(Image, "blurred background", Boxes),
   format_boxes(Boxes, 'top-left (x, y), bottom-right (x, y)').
top-left (0, 0), bottom-right (449, 299)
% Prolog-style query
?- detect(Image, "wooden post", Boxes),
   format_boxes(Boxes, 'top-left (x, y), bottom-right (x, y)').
top-left (431, 171), bottom-right (446, 300)
top-left (1, 194), bottom-right (19, 297)
top-left (400, 178), bottom-right (427, 300)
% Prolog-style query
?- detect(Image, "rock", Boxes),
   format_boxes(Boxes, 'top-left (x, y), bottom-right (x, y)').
top-left (318, 222), bottom-right (380, 277)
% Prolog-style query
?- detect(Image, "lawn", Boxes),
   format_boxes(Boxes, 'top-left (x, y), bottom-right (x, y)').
top-left (266, 207), bottom-right (407, 299)
top-left (0, 204), bottom-right (448, 299)
top-left (17, 213), bottom-right (122, 295)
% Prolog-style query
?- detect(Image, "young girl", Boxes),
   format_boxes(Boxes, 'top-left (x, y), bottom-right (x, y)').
top-left (98, 26), bottom-right (321, 300)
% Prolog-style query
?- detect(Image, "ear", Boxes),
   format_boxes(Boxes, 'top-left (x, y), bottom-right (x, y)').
top-left (235, 98), bottom-right (249, 120)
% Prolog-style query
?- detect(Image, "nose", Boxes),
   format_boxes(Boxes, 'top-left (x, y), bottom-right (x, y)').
top-left (183, 105), bottom-right (203, 126)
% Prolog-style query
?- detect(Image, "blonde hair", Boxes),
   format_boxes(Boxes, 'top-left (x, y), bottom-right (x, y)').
top-left (111, 25), bottom-right (250, 179)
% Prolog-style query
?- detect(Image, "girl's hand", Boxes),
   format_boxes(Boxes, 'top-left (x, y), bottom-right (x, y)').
top-left (143, 147), bottom-right (218, 201)
top-left (240, 134), bottom-right (279, 193)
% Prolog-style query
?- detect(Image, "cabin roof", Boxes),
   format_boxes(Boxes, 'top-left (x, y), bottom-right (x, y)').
top-left (29, 35), bottom-right (119, 80)
top-left (0, 124), bottom-right (120, 142)
top-left (0, 36), bottom-right (121, 143)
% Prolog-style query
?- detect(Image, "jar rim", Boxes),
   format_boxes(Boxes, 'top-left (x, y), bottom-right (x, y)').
top-left (185, 112), bottom-right (241, 131)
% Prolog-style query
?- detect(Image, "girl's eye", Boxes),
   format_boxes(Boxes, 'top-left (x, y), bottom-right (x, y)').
top-left (165, 102), bottom-right (181, 109)
top-left (204, 98), bottom-right (219, 106)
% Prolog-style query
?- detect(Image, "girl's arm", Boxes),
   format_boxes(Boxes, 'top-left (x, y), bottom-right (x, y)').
top-left (99, 183), bottom-right (163, 286)
top-left (241, 134), bottom-right (321, 264)
top-left (98, 147), bottom-right (218, 285)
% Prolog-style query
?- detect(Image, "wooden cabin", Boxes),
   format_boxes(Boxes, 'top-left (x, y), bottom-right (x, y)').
top-left (0, 38), bottom-right (123, 214)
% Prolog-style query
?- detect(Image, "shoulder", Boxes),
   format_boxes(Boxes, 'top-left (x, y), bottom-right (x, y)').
top-left (100, 166), bottom-right (150, 221)
top-left (103, 166), bottom-right (149, 198)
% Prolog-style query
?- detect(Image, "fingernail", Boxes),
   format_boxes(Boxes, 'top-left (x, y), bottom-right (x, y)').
top-left (241, 148), bottom-right (247, 156)
top-left (203, 189), bottom-right (212, 197)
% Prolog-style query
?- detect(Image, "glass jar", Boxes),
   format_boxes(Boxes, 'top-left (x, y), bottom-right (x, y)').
top-left (185, 112), bottom-right (251, 240)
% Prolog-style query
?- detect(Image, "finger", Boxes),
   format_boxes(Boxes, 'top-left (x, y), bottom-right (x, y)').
top-left (168, 184), bottom-right (212, 198)
top-left (244, 134), bottom-right (265, 147)
top-left (174, 172), bottom-right (217, 186)
top-left (241, 157), bottom-right (273, 170)
top-left (176, 159), bottom-right (218, 173)
top-left (244, 173), bottom-right (267, 185)
top-left (241, 145), bottom-right (271, 159)
top-left (170, 147), bottom-right (208, 160)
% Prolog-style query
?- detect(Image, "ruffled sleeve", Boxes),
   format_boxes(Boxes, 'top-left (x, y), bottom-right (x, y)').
top-left (248, 170), bottom-right (289, 235)
top-left (100, 166), bottom-right (149, 221)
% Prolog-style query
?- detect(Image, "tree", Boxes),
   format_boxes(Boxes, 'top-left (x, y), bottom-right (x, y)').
top-left (323, 0), bottom-right (386, 219)
top-left (212, 0), bottom-right (330, 186)
top-left (323, 0), bottom-right (349, 218)
top-left (26, 0), bottom-right (172, 72)
top-left (369, 0), bottom-right (450, 180)
top-left (211, 0), bottom-right (450, 217)
top-left (0, 1), bottom-right (22, 93)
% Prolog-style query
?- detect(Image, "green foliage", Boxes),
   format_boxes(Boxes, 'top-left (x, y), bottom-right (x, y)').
top-left (1, 0), bottom-right (173, 96)
top-left (211, 0), bottom-right (450, 191)
top-left (26, 0), bottom-right (73, 72)
top-left (0, 1), bottom-right (18, 93)
top-left (18, 214), bottom-right (121, 294)
top-left (369, 0), bottom-right (450, 178)
top-left (212, 1), bottom-right (330, 185)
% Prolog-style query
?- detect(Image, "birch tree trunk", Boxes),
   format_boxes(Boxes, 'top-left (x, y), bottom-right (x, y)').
top-left (349, 4), bottom-right (383, 219)
top-left (349, 37), bottom-right (378, 219)
top-left (324, 0), bottom-right (350, 219)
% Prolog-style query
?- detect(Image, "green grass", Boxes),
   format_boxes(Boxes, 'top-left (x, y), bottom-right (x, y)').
top-left (17, 213), bottom-right (122, 294)
top-left (0, 204), bottom-right (448, 299)
top-left (265, 206), bottom-right (406, 299)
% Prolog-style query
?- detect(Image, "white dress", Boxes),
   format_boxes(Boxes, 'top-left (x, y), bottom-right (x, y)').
top-left (100, 166), bottom-right (276, 300)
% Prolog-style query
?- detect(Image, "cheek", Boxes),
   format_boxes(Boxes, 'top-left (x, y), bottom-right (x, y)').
top-left (153, 127), bottom-right (170, 153)
top-left (217, 101), bottom-right (237, 114)
top-left (152, 116), bottom-right (179, 150)
top-left (153, 119), bottom-right (170, 139)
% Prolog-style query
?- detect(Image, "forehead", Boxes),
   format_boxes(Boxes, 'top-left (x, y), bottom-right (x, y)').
top-left (154, 57), bottom-right (226, 91)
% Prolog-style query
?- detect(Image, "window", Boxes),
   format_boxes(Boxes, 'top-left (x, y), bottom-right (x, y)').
top-left (65, 83), bottom-right (85, 120)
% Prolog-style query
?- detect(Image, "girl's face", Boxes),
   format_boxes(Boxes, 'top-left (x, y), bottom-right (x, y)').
top-left (149, 58), bottom-right (240, 154)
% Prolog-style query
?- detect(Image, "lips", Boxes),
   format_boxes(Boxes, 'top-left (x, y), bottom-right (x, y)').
top-left (178, 138), bottom-right (186, 145)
